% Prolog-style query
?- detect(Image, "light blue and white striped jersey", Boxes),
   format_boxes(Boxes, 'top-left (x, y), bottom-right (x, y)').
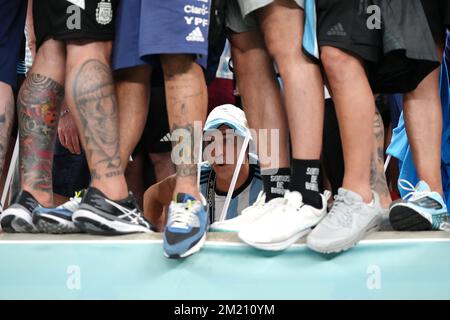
top-left (199, 163), bottom-right (262, 223)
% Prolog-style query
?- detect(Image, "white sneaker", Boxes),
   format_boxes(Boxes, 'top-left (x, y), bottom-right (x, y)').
top-left (209, 192), bottom-right (284, 232)
top-left (238, 190), bottom-right (331, 251)
top-left (307, 188), bottom-right (383, 254)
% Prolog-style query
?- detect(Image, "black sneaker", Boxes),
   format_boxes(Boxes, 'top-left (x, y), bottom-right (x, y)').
top-left (0, 191), bottom-right (39, 233)
top-left (72, 187), bottom-right (155, 235)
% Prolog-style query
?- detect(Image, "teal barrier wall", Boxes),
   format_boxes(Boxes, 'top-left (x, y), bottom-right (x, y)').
top-left (0, 237), bottom-right (449, 299)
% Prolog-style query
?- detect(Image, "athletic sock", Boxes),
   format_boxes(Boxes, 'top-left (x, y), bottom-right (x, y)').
top-left (261, 168), bottom-right (291, 202)
top-left (291, 159), bottom-right (323, 209)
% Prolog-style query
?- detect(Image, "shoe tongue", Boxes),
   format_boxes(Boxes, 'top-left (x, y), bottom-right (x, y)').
top-left (415, 181), bottom-right (431, 193)
top-left (285, 191), bottom-right (303, 205)
top-left (338, 188), bottom-right (363, 203)
top-left (176, 193), bottom-right (197, 203)
top-left (16, 190), bottom-right (39, 212)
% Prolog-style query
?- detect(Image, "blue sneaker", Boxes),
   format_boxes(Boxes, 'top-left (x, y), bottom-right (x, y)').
top-left (33, 190), bottom-right (84, 234)
top-left (389, 180), bottom-right (448, 231)
top-left (163, 193), bottom-right (208, 259)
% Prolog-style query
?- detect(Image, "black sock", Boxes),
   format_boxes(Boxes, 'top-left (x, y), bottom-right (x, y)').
top-left (291, 159), bottom-right (323, 209)
top-left (261, 168), bottom-right (291, 202)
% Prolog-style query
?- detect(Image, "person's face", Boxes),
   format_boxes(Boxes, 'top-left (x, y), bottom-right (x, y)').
top-left (204, 125), bottom-right (246, 177)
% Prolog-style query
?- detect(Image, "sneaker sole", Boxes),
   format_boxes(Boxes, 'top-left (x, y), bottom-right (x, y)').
top-left (164, 232), bottom-right (207, 259)
top-left (0, 209), bottom-right (37, 233)
top-left (239, 228), bottom-right (312, 252)
top-left (33, 213), bottom-right (81, 234)
top-left (72, 210), bottom-right (153, 235)
top-left (307, 215), bottom-right (381, 254)
top-left (389, 204), bottom-right (432, 231)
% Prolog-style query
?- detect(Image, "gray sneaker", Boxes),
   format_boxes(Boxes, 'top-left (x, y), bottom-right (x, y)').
top-left (306, 188), bottom-right (382, 254)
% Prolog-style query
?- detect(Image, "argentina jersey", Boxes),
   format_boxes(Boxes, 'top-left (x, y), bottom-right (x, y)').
top-left (199, 163), bottom-right (263, 224)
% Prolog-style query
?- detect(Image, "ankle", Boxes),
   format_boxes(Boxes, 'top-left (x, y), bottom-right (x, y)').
top-left (341, 182), bottom-right (373, 203)
top-left (91, 179), bottom-right (128, 201)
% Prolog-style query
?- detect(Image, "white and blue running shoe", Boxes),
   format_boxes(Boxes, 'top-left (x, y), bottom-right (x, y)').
top-left (163, 193), bottom-right (208, 259)
top-left (389, 180), bottom-right (448, 231)
top-left (32, 190), bottom-right (84, 234)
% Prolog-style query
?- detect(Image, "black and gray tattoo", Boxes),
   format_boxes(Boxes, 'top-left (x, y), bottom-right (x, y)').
top-left (370, 110), bottom-right (390, 200)
top-left (73, 59), bottom-right (122, 180)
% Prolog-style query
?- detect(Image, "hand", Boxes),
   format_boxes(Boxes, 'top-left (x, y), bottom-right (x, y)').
top-left (58, 110), bottom-right (81, 155)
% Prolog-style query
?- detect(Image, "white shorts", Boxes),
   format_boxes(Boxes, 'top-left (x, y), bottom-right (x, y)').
top-left (226, 0), bottom-right (304, 33)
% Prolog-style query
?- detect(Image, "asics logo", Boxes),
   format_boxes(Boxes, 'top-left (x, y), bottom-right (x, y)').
top-left (412, 197), bottom-right (443, 209)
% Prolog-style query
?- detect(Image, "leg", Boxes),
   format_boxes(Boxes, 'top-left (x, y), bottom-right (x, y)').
top-left (258, 0), bottom-right (324, 208)
top-left (0, 82), bottom-right (15, 178)
top-left (230, 30), bottom-right (291, 201)
top-left (403, 44), bottom-right (444, 194)
top-left (371, 109), bottom-right (391, 208)
top-left (258, 0), bottom-right (324, 160)
top-left (124, 150), bottom-right (146, 209)
top-left (161, 54), bottom-right (207, 201)
top-left (149, 152), bottom-right (176, 182)
top-left (321, 46), bottom-right (374, 203)
top-left (115, 66), bottom-right (152, 171)
top-left (17, 39), bottom-right (65, 206)
top-left (65, 41), bottom-right (127, 200)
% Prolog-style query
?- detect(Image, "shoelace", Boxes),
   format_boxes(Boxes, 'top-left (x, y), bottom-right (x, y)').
top-left (168, 201), bottom-right (198, 229)
top-left (398, 180), bottom-right (450, 231)
top-left (63, 191), bottom-right (83, 211)
top-left (398, 179), bottom-right (429, 202)
top-left (327, 194), bottom-right (354, 227)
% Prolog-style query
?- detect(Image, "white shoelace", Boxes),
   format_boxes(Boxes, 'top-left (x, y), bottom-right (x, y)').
top-left (168, 202), bottom-right (198, 229)
top-left (328, 194), bottom-right (354, 227)
top-left (398, 180), bottom-right (450, 231)
top-left (398, 179), bottom-right (429, 202)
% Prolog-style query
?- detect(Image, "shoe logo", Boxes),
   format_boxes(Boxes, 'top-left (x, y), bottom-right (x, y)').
top-left (67, 0), bottom-right (85, 9)
top-left (412, 197), bottom-right (443, 210)
top-left (186, 27), bottom-right (205, 42)
top-left (327, 23), bottom-right (347, 36)
top-left (160, 132), bottom-right (172, 142)
top-left (96, 0), bottom-right (113, 25)
top-left (104, 198), bottom-right (149, 228)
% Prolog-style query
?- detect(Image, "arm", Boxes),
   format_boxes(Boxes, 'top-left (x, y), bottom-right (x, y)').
top-left (143, 173), bottom-right (177, 231)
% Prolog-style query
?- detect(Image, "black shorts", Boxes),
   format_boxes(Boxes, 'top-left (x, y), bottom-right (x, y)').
top-left (317, 0), bottom-right (440, 94)
top-left (144, 90), bottom-right (172, 153)
top-left (421, 0), bottom-right (450, 41)
top-left (52, 138), bottom-right (90, 197)
top-left (317, 0), bottom-right (382, 64)
top-left (33, 0), bottom-right (118, 48)
top-left (131, 69), bottom-right (171, 157)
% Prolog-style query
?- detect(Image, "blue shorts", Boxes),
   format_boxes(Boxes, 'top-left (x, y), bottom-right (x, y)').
top-left (0, 0), bottom-right (27, 90)
top-left (113, 0), bottom-right (211, 70)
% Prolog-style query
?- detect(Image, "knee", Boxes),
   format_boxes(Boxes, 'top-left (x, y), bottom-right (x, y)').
top-left (321, 46), bottom-right (359, 84)
top-left (36, 39), bottom-right (66, 68)
top-left (160, 54), bottom-right (197, 80)
top-left (66, 40), bottom-right (112, 72)
top-left (264, 35), bottom-right (311, 77)
top-left (149, 152), bottom-right (171, 167)
top-left (264, 37), bottom-right (292, 69)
